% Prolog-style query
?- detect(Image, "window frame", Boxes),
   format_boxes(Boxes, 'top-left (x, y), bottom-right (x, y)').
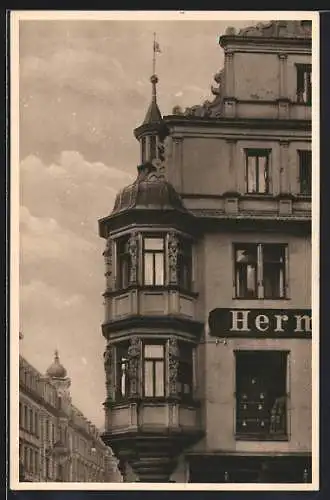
top-left (177, 237), bottom-right (193, 292)
top-left (177, 342), bottom-right (194, 399)
top-left (298, 149), bottom-right (312, 196)
top-left (116, 236), bottom-right (131, 290)
top-left (245, 149), bottom-right (271, 195)
top-left (115, 342), bottom-right (130, 400)
top-left (142, 235), bottom-right (166, 287)
top-left (296, 63), bottom-right (312, 106)
top-left (143, 342), bottom-right (166, 398)
top-left (234, 350), bottom-right (289, 441)
top-left (234, 243), bottom-right (288, 300)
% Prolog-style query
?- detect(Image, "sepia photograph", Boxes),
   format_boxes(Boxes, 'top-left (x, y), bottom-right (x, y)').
top-left (10, 10), bottom-right (319, 490)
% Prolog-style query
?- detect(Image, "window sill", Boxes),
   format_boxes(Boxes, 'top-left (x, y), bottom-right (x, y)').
top-left (104, 284), bottom-right (199, 299)
top-left (235, 433), bottom-right (288, 442)
top-left (234, 296), bottom-right (290, 301)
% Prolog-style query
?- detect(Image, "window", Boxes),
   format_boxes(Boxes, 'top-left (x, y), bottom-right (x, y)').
top-left (116, 236), bottom-right (131, 289)
top-left (296, 64), bottom-right (312, 105)
top-left (263, 245), bottom-right (286, 299)
top-left (150, 135), bottom-right (157, 160)
top-left (28, 408), bottom-right (33, 433)
top-left (34, 412), bottom-right (38, 437)
top-left (235, 245), bottom-right (258, 298)
top-left (177, 343), bottom-right (193, 397)
top-left (141, 137), bottom-right (147, 163)
top-left (178, 238), bottom-right (193, 291)
top-left (298, 150), bottom-right (312, 195)
top-left (45, 418), bottom-right (49, 441)
top-left (116, 344), bottom-right (129, 398)
top-left (143, 237), bottom-right (165, 286)
top-left (24, 405), bottom-right (28, 431)
top-left (143, 344), bottom-right (165, 397)
top-left (19, 402), bottom-right (22, 428)
top-left (235, 351), bottom-right (288, 439)
top-left (234, 244), bottom-right (287, 299)
top-left (245, 150), bottom-right (270, 194)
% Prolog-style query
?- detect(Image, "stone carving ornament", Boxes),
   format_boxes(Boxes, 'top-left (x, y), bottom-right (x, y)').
top-left (128, 336), bottom-right (141, 397)
top-left (168, 232), bottom-right (179, 285)
top-left (103, 238), bottom-right (113, 290)
top-left (104, 344), bottom-right (115, 402)
top-left (128, 233), bottom-right (139, 284)
top-left (168, 337), bottom-right (179, 397)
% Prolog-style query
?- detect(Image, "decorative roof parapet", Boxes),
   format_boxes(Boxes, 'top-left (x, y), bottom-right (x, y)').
top-left (172, 68), bottom-right (224, 119)
top-left (222, 20), bottom-right (312, 40)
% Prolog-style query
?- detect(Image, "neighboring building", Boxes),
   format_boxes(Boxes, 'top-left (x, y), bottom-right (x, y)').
top-left (99, 20), bottom-right (312, 483)
top-left (19, 351), bottom-right (121, 482)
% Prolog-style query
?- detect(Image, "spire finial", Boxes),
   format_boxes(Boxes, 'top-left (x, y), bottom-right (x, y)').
top-left (151, 33), bottom-right (161, 102)
top-left (54, 349), bottom-right (59, 362)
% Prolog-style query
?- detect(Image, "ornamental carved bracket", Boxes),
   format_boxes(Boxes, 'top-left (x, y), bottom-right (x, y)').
top-left (128, 336), bottom-right (141, 397)
top-left (103, 344), bottom-right (116, 402)
top-left (128, 233), bottom-right (139, 285)
top-left (103, 238), bottom-right (113, 290)
top-left (168, 232), bottom-right (179, 285)
top-left (168, 337), bottom-right (179, 397)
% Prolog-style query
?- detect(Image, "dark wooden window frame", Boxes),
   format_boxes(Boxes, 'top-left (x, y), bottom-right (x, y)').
top-left (245, 149), bottom-right (271, 195)
top-left (296, 63), bottom-right (312, 106)
top-left (234, 243), bottom-right (288, 300)
top-left (143, 342), bottom-right (166, 398)
top-left (298, 149), bottom-right (312, 196)
top-left (142, 235), bottom-right (166, 287)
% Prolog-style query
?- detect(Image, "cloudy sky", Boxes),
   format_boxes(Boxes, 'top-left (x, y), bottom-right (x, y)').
top-left (18, 13), bottom-right (259, 428)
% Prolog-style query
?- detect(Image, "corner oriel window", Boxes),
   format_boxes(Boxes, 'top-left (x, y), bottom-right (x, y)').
top-left (143, 237), bottom-right (165, 286)
top-left (234, 243), bottom-right (287, 299)
top-left (143, 343), bottom-right (165, 397)
top-left (235, 351), bottom-right (288, 439)
top-left (296, 63), bottom-right (312, 105)
top-left (245, 150), bottom-right (270, 194)
top-left (298, 150), bottom-right (312, 196)
top-left (116, 236), bottom-right (131, 289)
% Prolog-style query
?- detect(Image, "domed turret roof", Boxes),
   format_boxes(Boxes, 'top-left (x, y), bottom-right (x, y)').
top-left (111, 162), bottom-right (187, 216)
top-left (46, 350), bottom-right (67, 379)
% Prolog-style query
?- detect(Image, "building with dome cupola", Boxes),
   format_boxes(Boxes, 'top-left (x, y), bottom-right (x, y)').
top-left (100, 19), bottom-right (313, 484)
top-left (19, 346), bottom-right (121, 483)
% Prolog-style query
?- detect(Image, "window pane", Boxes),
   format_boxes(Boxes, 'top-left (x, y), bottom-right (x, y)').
top-left (144, 238), bottom-right (164, 251)
top-left (144, 344), bottom-right (164, 358)
top-left (236, 247), bottom-right (257, 263)
top-left (144, 361), bottom-right (153, 397)
top-left (155, 361), bottom-right (165, 396)
top-left (154, 253), bottom-right (164, 285)
top-left (144, 253), bottom-right (154, 285)
top-left (258, 156), bottom-right (268, 193)
top-left (247, 156), bottom-right (257, 193)
top-left (263, 245), bottom-right (285, 263)
top-left (264, 265), bottom-right (285, 298)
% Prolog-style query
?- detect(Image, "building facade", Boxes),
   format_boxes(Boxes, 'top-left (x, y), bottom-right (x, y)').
top-left (19, 351), bottom-right (120, 482)
top-left (100, 20), bottom-right (312, 483)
